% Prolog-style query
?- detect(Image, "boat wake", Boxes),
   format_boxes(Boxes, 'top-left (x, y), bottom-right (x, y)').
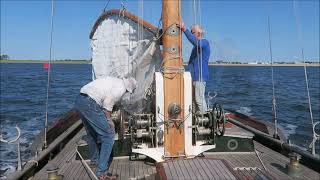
top-left (0, 165), bottom-right (15, 179)
top-left (280, 123), bottom-right (298, 139)
top-left (0, 115), bottom-right (43, 177)
top-left (236, 106), bottom-right (253, 116)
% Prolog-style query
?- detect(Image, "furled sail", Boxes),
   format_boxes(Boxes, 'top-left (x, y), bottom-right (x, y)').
top-left (90, 10), bottom-right (162, 113)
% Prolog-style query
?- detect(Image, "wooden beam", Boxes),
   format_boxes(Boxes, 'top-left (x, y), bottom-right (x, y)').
top-left (162, 0), bottom-right (185, 157)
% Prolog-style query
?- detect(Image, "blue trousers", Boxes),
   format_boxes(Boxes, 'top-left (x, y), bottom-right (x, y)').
top-left (75, 94), bottom-right (115, 177)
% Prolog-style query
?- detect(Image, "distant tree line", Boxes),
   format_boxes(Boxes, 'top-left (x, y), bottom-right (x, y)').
top-left (55, 59), bottom-right (90, 61)
top-left (0, 54), bottom-right (10, 60)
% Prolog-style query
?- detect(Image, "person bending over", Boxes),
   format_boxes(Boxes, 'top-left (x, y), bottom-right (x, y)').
top-left (75, 77), bottom-right (137, 180)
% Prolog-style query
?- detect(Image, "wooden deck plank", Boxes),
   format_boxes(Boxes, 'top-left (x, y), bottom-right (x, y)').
top-left (139, 160), bottom-right (145, 179)
top-left (54, 143), bottom-right (77, 164)
top-left (133, 161), bottom-right (140, 178)
top-left (205, 159), bottom-right (226, 180)
top-left (172, 160), bottom-right (185, 179)
top-left (229, 153), bottom-right (262, 168)
top-left (186, 158), bottom-right (203, 180)
top-left (128, 160), bottom-right (135, 179)
top-left (216, 160), bottom-right (236, 180)
top-left (73, 162), bottom-right (86, 179)
top-left (177, 159), bottom-right (191, 179)
top-left (118, 159), bottom-right (123, 180)
top-left (32, 129), bottom-right (85, 180)
top-left (79, 162), bottom-right (91, 180)
top-left (147, 162), bottom-right (155, 175)
top-left (163, 162), bottom-right (173, 179)
top-left (142, 161), bottom-right (150, 176)
top-left (33, 126), bottom-right (319, 180)
top-left (193, 159), bottom-right (209, 179)
top-left (258, 151), bottom-right (314, 180)
top-left (205, 143), bottom-right (319, 180)
top-left (59, 161), bottom-right (75, 176)
top-left (108, 157), bottom-right (115, 173)
top-left (254, 141), bottom-right (318, 180)
top-left (182, 158), bottom-right (197, 180)
top-left (222, 154), bottom-right (253, 168)
top-left (198, 158), bottom-right (214, 178)
top-left (116, 159), bottom-right (123, 179)
top-left (254, 143), bottom-right (310, 179)
top-left (66, 162), bottom-right (81, 179)
top-left (206, 159), bottom-right (230, 180)
top-left (199, 158), bottom-right (214, 179)
top-left (63, 162), bottom-right (79, 180)
top-left (201, 159), bottom-right (218, 180)
top-left (68, 162), bottom-right (85, 180)
top-left (167, 160), bottom-right (178, 179)
top-left (124, 160), bottom-right (130, 180)
top-left (111, 158), bottom-right (119, 176)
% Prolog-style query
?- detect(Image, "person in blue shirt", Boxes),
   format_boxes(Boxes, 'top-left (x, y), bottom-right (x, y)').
top-left (177, 21), bottom-right (210, 113)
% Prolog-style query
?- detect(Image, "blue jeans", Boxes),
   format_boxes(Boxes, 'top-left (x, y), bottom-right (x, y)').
top-left (194, 81), bottom-right (207, 113)
top-left (75, 94), bottom-right (115, 177)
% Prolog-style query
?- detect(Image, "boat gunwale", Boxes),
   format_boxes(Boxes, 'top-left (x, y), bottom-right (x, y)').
top-left (227, 114), bottom-right (320, 173)
top-left (7, 109), bottom-right (319, 179)
top-left (7, 111), bottom-right (83, 180)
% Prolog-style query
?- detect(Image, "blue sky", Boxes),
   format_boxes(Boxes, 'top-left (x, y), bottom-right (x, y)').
top-left (1, 0), bottom-right (319, 62)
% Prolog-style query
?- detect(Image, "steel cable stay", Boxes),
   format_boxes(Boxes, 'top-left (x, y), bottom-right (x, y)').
top-left (0, 0), bottom-right (55, 174)
top-left (102, 0), bottom-right (111, 12)
top-left (293, 0), bottom-right (318, 155)
top-left (192, 0), bottom-right (201, 87)
top-left (266, 14), bottom-right (280, 140)
top-left (192, 0), bottom-right (206, 114)
top-left (43, 0), bottom-right (55, 150)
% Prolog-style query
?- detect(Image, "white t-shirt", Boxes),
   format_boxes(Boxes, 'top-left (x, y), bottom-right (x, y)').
top-left (80, 77), bottom-right (127, 111)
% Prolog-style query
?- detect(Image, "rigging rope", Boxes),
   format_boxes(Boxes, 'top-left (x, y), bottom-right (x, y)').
top-left (44, 0), bottom-right (55, 149)
top-left (293, 0), bottom-right (316, 154)
top-left (198, 0), bottom-right (203, 84)
top-left (192, 0), bottom-right (206, 113)
top-left (192, 0), bottom-right (201, 84)
top-left (178, 0), bottom-right (183, 108)
top-left (103, 0), bottom-right (111, 12)
top-left (267, 15), bottom-right (279, 139)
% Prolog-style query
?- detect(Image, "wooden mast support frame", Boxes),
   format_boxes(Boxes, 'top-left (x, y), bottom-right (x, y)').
top-left (162, 0), bottom-right (185, 157)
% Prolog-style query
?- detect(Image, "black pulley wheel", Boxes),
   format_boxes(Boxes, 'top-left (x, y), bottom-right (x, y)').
top-left (213, 103), bottom-right (225, 136)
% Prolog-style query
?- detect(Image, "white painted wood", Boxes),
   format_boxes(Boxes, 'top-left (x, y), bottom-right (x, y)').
top-left (184, 72), bottom-right (215, 157)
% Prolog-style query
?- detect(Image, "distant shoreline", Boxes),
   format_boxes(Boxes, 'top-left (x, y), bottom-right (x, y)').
top-left (1, 60), bottom-right (319, 67)
top-left (0, 60), bottom-right (90, 64)
top-left (207, 63), bottom-right (320, 67)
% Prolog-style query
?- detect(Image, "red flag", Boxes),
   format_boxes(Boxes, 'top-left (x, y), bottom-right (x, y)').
top-left (43, 62), bottom-right (50, 70)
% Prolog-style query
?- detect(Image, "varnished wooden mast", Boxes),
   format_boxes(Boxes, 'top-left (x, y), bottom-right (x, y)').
top-left (162, 0), bottom-right (185, 157)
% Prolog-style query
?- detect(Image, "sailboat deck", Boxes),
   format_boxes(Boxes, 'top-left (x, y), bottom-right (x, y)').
top-left (32, 129), bottom-right (319, 180)
top-left (32, 129), bottom-right (157, 180)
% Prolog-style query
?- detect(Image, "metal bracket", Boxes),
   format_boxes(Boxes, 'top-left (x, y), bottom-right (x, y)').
top-left (164, 45), bottom-right (179, 54)
top-left (167, 26), bottom-right (179, 36)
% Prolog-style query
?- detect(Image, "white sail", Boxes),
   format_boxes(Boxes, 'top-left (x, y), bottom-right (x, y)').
top-left (90, 11), bottom-right (161, 113)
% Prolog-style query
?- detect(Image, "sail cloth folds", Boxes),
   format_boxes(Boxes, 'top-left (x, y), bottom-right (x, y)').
top-left (90, 9), bottom-right (161, 113)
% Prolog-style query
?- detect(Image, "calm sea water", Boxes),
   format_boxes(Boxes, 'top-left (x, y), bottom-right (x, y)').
top-left (0, 63), bottom-right (319, 175)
